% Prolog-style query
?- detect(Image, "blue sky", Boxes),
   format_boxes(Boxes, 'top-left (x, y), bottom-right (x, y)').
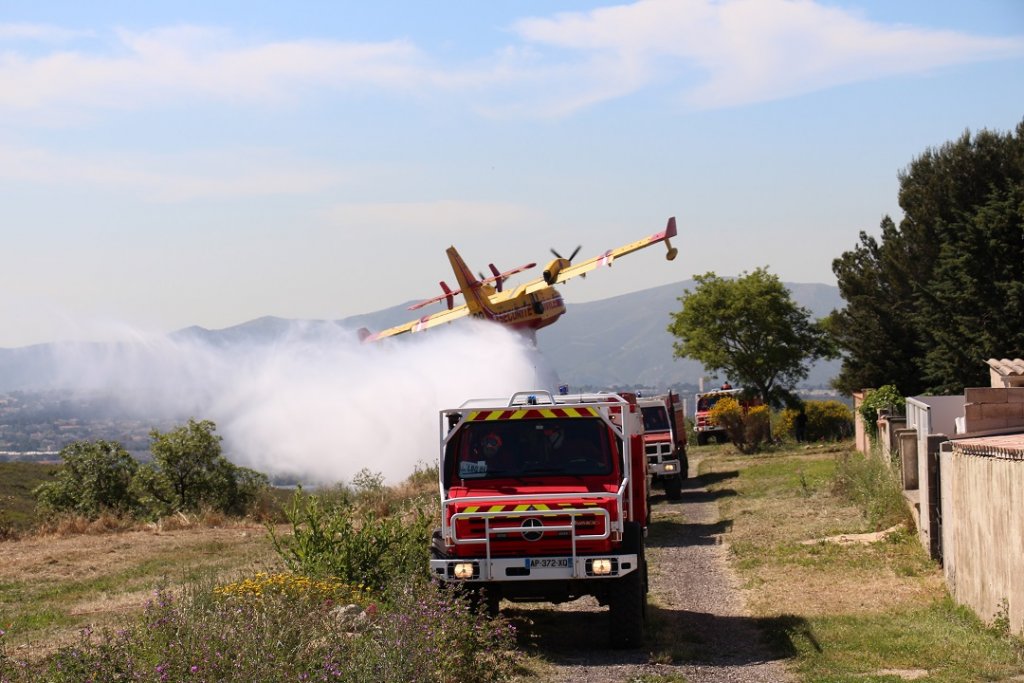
top-left (2, 0), bottom-right (1022, 348)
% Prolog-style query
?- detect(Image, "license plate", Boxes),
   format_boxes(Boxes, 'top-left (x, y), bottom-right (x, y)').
top-left (529, 558), bottom-right (570, 568)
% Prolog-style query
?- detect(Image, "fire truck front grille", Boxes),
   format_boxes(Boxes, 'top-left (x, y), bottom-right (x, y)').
top-left (453, 511), bottom-right (608, 555)
top-left (645, 442), bottom-right (671, 463)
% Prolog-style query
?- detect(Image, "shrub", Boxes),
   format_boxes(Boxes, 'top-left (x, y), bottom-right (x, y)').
top-left (269, 489), bottom-right (433, 593)
top-left (858, 385), bottom-right (906, 438)
top-left (746, 405), bottom-right (772, 445)
top-left (135, 419), bottom-right (270, 517)
top-left (777, 400), bottom-right (854, 442)
top-left (7, 579), bottom-right (517, 683)
top-left (709, 397), bottom-right (771, 453)
top-left (33, 440), bottom-right (140, 518)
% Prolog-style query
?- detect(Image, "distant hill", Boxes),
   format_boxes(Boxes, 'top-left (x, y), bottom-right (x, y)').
top-left (0, 279), bottom-right (843, 392)
top-left (535, 279), bottom-right (843, 389)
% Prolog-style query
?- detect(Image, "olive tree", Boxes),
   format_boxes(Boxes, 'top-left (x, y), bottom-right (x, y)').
top-left (135, 418), bottom-right (268, 515)
top-left (34, 440), bottom-right (140, 517)
top-left (668, 268), bottom-right (835, 406)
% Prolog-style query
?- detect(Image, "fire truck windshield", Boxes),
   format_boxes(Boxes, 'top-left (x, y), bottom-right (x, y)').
top-left (697, 393), bottom-right (731, 411)
top-left (450, 418), bottom-right (614, 481)
top-left (641, 406), bottom-right (669, 432)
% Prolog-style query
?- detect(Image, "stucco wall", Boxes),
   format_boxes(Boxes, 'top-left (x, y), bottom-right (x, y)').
top-left (941, 446), bottom-right (1024, 635)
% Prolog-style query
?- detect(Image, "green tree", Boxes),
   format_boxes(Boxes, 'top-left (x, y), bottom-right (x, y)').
top-left (34, 440), bottom-right (139, 517)
top-left (137, 419), bottom-right (268, 515)
top-left (667, 268), bottom-right (835, 406)
top-left (827, 217), bottom-right (925, 396)
top-left (831, 120), bottom-right (1024, 394)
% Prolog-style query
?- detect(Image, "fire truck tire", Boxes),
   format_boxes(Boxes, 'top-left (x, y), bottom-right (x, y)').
top-left (680, 454), bottom-right (689, 480)
top-left (696, 432), bottom-right (709, 446)
top-left (665, 473), bottom-right (683, 500)
top-left (609, 523), bottom-right (647, 648)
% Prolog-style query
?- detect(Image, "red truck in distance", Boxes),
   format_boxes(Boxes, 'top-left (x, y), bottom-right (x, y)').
top-left (638, 391), bottom-right (688, 499)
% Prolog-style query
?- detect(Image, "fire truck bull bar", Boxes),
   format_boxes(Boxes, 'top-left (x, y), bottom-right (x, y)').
top-left (431, 480), bottom-right (639, 582)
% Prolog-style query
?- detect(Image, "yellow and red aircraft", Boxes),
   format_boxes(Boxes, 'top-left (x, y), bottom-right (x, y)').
top-left (358, 216), bottom-right (678, 342)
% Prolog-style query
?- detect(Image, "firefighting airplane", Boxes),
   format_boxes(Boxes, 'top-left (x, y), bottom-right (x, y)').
top-left (358, 216), bottom-right (678, 342)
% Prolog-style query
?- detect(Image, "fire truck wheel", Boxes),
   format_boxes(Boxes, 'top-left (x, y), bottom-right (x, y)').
top-left (665, 474), bottom-right (683, 500)
top-left (680, 454), bottom-right (689, 480)
top-left (609, 523), bottom-right (646, 648)
top-left (696, 432), bottom-right (709, 446)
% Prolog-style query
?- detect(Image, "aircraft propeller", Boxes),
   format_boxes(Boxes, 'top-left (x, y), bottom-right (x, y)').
top-left (478, 271), bottom-right (502, 292)
top-left (551, 245), bottom-right (581, 262)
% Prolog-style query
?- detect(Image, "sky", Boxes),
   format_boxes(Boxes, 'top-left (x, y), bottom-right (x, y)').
top-left (2, 0), bottom-right (1023, 349)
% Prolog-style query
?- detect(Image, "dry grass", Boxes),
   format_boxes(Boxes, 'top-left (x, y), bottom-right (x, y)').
top-left (0, 521), bottom-right (283, 658)
top-left (744, 563), bottom-right (945, 618)
top-left (703, 446), bottom-right (946, 618)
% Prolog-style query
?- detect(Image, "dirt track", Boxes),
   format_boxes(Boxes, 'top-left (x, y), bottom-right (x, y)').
top-left (506, 457), bottom-right (794, 682)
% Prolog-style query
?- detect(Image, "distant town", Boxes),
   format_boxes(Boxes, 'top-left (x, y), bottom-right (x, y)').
top-left (0, 384), bottom-right (847, 465)
top-left (0, 390), bottom-right (178, 462)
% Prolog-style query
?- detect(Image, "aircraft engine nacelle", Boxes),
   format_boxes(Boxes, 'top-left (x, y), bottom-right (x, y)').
top-left (542, 258), bottom-right (570, 285)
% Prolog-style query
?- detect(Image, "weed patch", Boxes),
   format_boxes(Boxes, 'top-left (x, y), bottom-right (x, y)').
top-left (269, 489), bottom-right (434, 593)
top-left (1, 578), bottom-right (518, 683)
top-left (831, 450), bottom-right (912, 530)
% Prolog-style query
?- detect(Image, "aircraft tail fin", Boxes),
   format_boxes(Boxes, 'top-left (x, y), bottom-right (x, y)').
top-left (446, 247), bottom-right (495, 316)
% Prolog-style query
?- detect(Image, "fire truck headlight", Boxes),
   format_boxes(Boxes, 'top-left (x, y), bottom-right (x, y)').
top-left (589, 559), bottom-right (613, 575)
top-left (453, 562), bottom-right (476, 580)
top-left (664, 463), bottom-right (676, 472)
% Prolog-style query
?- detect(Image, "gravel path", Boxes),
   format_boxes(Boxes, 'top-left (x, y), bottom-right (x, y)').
top-left (506, 457), bottom-right (794, 682)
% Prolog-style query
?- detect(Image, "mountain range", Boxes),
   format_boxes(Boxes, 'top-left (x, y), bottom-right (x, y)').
top-left (0, 279), bottom-right (843, 392)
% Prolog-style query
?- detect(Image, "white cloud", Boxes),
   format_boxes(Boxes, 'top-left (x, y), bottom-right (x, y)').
top-left (0, 3), bottom-right (1020, 119)
top-left (0, 24), bottom-right (428, 112)
top-left (507, 0), bottom-right (1024, 112)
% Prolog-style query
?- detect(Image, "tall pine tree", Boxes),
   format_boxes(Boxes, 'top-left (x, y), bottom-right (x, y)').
top-left (831, 120), bottom-right (1024, 395)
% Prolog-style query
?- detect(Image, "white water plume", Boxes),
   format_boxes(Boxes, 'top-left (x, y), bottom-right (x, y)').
top-left (45, 319), bottom-right (558, 485)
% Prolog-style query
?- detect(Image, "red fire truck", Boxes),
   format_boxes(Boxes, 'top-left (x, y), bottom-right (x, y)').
top-left (429, 390), bottom-right (649, 647)
top-left (639, 391), bottom-right (688, 499)
top-left (694, 385), bottom-right (763, 445)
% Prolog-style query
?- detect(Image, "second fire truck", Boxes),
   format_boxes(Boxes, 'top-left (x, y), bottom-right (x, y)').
top-left (638, 392), bottom-right (688, 500)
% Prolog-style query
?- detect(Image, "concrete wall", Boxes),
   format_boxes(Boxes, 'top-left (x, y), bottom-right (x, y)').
top-left (941, 444), bottom-right (1024, 635)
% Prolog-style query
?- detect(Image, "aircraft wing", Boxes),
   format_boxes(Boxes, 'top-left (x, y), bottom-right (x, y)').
top-left (523, 216), bottom-right (678, 294)
top-left (360, 303), bottom-right (471, 342)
